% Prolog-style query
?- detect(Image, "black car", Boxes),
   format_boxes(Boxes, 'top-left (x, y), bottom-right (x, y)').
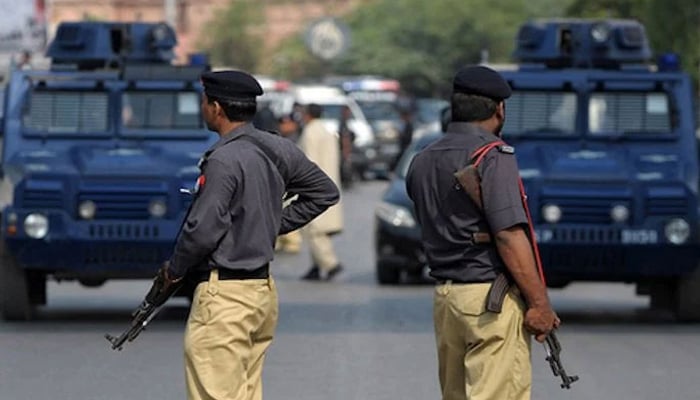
top-left (374, 132), bottom-right (441, 284)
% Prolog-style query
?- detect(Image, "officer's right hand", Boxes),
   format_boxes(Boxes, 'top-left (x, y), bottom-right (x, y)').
top-left (524, 306), bottom-right (560, 343)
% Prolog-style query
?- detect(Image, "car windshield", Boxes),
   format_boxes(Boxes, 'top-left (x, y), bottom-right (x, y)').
top-left (23, 90), bottom-right (109, 136)
top-left (588, 91), bottom-right (672, 136)
top-left (502, 91), bottom-right (577, 137)
top-left (357, 101), bottom-right (400, 122)
top-left (121, 91), bottom-right (203, 133)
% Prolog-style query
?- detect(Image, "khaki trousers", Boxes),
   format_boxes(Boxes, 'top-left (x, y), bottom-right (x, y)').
top-left (304, 230), bottom-right (339, 271)
top-left (184, 270), bottom-right (279, 400)
top-left (434, 282), bottom-right (532, 400)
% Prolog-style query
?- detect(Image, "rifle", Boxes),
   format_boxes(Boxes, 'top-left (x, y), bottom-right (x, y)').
top-left (105, 269), bottom-right (184, 351)
top-left (544, 331), bottom-right (579, 389)
top-left (454, 141), bottom-right (579, 389)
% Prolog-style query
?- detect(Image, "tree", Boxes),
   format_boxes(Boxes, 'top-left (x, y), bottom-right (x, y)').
top-left (198, 0), bottom-right (264, 71)
top-left (270, 0), bottom-right (573, 96)
top-left (566, 0), bottom-right (700, 87)
top-left (643, 0), bottom-right (700, 87)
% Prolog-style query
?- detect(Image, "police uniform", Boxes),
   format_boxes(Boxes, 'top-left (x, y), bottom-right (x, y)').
top-left (406, 66), bottom-right (532, 400)
top-left (167, 70), bottom-right (340, 400)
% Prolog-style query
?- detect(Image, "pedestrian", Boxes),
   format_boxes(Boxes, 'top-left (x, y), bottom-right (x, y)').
top-left (337, 105), bottom-right (356, 188)
top-left (298, 103), bottom-right (344, 281)
top-left (405, 65), bottom-right (559, 400)
top-left (275, 113), bottom-right (303, 254)
top-left (146, 70), bottom-right (340, 400)
top-left (392, 107), bottom-right (414, 171)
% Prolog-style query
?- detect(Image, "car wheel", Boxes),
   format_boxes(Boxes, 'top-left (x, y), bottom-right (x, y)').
top-left (376, 260), bottom-right (401, 285)
top-left (0, 241), bottom-right (34, 321)
top-left (676, 265), bottom-right (700, 321)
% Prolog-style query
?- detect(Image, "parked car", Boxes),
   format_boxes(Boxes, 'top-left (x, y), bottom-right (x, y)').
top-left (374, 132), bottom-right (441, 284)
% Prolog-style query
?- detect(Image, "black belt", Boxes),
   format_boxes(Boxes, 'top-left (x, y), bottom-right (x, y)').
top-left (194, 263), bottom-right (269, 282)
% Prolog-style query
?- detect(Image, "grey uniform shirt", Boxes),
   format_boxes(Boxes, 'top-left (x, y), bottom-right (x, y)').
top-left (168, 123), bottom-right (339, 278)
top-left (406, 122), bottom-right (527, 282)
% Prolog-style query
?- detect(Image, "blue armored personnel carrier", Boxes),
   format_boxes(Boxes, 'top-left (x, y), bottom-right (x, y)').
top-left (375, 19), bottom-right (700, 320)
top-left (0, 21), bottom-right (214, 320)
top-left (497, 19), bottom-right (699, 319)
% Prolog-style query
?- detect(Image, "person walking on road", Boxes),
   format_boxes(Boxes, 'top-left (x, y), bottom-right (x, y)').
top-left (298, 103), bottom-right (345, 281)
top-left (406, 65), bottom-right (559, 400)
top-left (147, 70), bottom-right (339, 400)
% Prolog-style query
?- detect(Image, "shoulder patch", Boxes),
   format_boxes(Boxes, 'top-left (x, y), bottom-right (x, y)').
top-left (497, 145), bottom-right (515, 154)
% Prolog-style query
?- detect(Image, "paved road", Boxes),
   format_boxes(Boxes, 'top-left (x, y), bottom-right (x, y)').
top-left (1, 181), bottom-right (699, 400)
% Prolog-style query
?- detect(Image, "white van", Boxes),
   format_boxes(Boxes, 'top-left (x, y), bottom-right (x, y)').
top-left (275, 84), bottom-right (378, 179)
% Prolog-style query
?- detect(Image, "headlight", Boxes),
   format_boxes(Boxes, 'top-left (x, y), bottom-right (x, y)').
top-left (665, 219), bottom-right (690, 245)
top-left (148, 199), bottom-right (168, 218)
top-left (610, 205), bottom-right (630, 223)
top-left (542, 204), bottom-right (562, 223)
top-left (24, 213), bottom-right (48, 239)
top-left (375, 202), bottom-right (416, 228)
top-left (78, 200), bottom-right (97, 220)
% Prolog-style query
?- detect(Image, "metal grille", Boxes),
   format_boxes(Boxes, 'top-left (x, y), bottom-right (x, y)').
top-left (83, 245), bottom-right (163, 266)
top-left (22, 189), bottom-right (63, 209)
top-left (503, 91), bottom-right (577, 136)
top-left (645, 197), bottom-right (687, 216)
top-left (24, 91), bottom-right (109, 133)
top-left (547, 226), bottom-right (621, 244)
top-left (87, 223), bottom-right (161, 239)
top-left (539, 196), bottom-right (631, 224)
top-left (588, 92), bottom-right (671, 134)
top-left (78, 181), bottom-right (167, 220)
top-left (548, 247), bottom-right (625, 269)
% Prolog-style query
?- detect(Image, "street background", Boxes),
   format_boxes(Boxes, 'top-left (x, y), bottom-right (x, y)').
top-left (2, 181), bottom-right (699, 400)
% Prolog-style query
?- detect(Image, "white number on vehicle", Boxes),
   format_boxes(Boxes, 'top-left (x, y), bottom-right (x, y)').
top-left (621, 229), bottom-right (658, 244)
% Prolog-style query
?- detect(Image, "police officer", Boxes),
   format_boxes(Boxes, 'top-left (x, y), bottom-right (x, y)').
top-left (150, 70), bottom-right (340, 400)
top-left (406, 65), bottom-right (559, 400)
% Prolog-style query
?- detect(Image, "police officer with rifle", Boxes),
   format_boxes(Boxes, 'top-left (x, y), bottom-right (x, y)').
top-left (407, 65), bottom-right (576, 400)
top-left (107, 70), bottom-right (339, 400)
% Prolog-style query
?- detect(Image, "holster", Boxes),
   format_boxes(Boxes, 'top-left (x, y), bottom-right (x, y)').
top-left (486, 272), bottom-right (512, 313)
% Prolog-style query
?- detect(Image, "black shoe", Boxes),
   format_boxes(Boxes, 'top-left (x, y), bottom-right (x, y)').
top-left (301, 265), bottom-right (321, 281)
top-left (324, 264), bottom-right (344, 281)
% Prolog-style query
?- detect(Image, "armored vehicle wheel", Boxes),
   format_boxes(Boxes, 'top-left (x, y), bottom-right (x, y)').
top-left (675, 266), bottom-right (700, 322)
top-left (376, 260), bottom-right (401, 285)
top-left (0, 242), bottom-right (33, 321)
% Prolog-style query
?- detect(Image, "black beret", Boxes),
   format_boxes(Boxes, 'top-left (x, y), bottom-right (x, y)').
top-left (201, 70), bottom-right (263, 101)
top-left (453, 65), bottom-right (512, 100)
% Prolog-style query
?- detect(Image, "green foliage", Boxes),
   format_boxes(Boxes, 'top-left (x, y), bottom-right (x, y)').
top-left (643, 0), bottom-right (700, 86)
top-left (566, 0), bottom-right (647, 18)
top-left (566, 0), bottom-right (700, 87)
top-left (270, 0), bottom-right (573, 96)
top-left (198, 0), bottom-right (264, 71)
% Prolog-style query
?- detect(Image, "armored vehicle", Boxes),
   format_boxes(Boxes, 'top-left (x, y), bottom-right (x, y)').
top-left (0, 21), bottom-right (213, 320)
top-left (375, 19), bottom-right (700, 321)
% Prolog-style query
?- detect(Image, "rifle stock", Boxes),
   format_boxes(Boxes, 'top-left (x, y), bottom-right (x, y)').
top-left (453, 164), bottom-right (484, 210)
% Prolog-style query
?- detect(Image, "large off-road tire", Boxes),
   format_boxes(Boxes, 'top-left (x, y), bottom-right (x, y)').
top-left (0, 242), bottom-right (33, 321)
top-left (676, 266), bottom-right (700, 322)
top-left (376, 260), bottom-right (401, 285)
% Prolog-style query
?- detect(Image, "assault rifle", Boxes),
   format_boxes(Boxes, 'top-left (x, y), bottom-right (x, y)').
top-left (544, 331), bottom-right (579, 389)
top-left (105, 267), bottom-right (183, 351)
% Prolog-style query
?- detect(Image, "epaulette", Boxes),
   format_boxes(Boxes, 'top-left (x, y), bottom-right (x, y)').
top-left (497, 145), bottom-right (515, 154)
